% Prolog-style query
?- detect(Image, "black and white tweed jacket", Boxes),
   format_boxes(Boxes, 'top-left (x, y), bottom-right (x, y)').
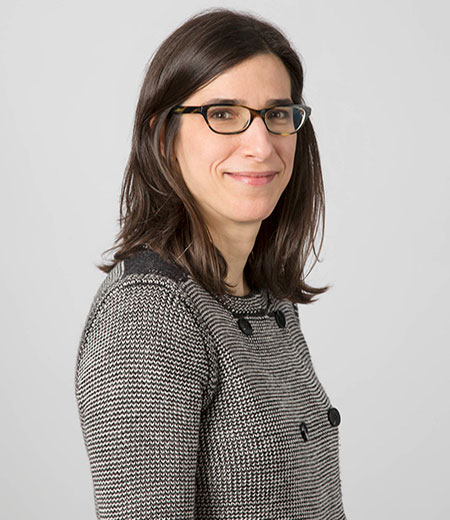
top-left (74, 246), bottom-right (347, 519)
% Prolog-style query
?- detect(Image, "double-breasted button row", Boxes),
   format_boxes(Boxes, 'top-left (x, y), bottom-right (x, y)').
top-left (237, 310), bottom-right (286, 336)
top-left (275, 310), bottom-right (286, 328)
top-left (299, 421), bottom-right (309, 441)
top-left (328, 407), bottom-right (341, 427)
top-left (237, 317), bottom-right (253, 335)
top-left (298, 407), bottom-right (341, 442)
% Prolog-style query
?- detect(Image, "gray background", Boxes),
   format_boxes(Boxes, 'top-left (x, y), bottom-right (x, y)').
top-left (1, 1), bottom-right (449, 518)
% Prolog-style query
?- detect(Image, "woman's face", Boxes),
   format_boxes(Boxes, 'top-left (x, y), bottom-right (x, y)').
top-left (173, 53), bottom-right (297, 237)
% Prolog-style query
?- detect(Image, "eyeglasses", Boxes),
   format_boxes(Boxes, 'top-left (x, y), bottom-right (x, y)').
top-left (171, 103), bottom-right (311, 135)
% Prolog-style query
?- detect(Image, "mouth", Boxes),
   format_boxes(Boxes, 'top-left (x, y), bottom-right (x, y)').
top-left (225, 171), bottom-right (278, 177)
top-left (224, 171), bottom-right (278, 186)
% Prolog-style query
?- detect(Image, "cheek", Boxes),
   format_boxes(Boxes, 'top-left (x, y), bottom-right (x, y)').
top-left (288, 136), bottom-right (298, 161)
top-left (279, 138), bottom-right (297, 172)
top-left (178, 133), bottom-right (229, 177)
top-left (175, 130), bottom-right (227, 191)
top-left (175, 128), bottom-right (200, 178)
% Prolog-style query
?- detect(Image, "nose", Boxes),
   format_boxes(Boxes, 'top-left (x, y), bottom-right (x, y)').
top-left (238, 114), bottom-right (275, 161)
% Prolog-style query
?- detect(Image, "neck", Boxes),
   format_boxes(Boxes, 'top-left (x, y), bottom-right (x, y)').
top-left (208, 223), bottom-right (260, 297)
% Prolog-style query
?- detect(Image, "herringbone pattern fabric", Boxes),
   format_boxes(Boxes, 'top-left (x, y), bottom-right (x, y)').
top-left (74, 247), bottom-right (347, 519)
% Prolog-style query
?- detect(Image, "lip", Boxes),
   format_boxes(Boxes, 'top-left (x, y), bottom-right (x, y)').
top-left (224, 171), bottom-right (278, 186)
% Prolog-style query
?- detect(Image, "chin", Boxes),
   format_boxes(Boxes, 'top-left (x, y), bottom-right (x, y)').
top-left (228, 207), bottom-right (275, 223)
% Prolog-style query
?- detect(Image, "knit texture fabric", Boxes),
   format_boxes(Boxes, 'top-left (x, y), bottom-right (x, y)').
top-left (74, 247), bottom-right (347, 519)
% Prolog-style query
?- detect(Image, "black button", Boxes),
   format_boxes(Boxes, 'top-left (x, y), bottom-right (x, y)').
top-left (275, 310), bottom-right (286, 328)
top-left (328, 407), bottom-right (341, 427)
top-left (237, 318), bottom-right (253, 336)
top-left (299, 421), bottom-right (309, 442)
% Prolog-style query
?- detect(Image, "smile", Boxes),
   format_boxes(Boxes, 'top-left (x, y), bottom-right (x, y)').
top-left (224, 171), bottom-right (278, 186)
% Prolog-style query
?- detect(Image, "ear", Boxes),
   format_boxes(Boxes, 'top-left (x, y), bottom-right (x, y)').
top-left (160, 120), bottom-right (167, 158)
top-left (149, 116), bottom-right (166, 158)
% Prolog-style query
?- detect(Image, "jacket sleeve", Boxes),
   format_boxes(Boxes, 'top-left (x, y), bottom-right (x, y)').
top-left (74, 280), bottom-right (212, 520)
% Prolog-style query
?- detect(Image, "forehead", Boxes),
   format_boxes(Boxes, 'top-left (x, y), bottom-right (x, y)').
top-left (185, 53), bottom-right (292, 106)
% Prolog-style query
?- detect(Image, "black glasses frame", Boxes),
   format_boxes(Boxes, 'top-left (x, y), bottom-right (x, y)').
top-left (171, 103), bottom-right (312, 135)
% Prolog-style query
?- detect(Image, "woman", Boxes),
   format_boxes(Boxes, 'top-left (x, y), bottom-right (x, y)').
top-left (75, 8), bottom-right (347, 520)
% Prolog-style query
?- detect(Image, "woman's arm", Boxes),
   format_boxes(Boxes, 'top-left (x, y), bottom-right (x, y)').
top-left (75, 280), bottom-right (211, 520)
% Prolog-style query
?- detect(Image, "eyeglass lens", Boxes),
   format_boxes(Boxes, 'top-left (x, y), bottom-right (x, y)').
top-left (206, 105), bottom-right (306, 134)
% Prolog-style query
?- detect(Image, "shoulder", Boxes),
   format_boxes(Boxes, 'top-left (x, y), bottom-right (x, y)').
top-left (123, 245), bottom-right (188, 282)
top-left (82, 247), bottom-right (192, 329)
top-left (76, 248), bottom-right (217, 376)
top-left (76, 247), bottom-right (218, 406)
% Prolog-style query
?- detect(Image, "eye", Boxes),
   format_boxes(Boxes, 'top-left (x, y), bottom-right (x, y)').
top-left (208, 108), bottom-right (238, 120)
top-left (267, 108), bottom-right (289, 120)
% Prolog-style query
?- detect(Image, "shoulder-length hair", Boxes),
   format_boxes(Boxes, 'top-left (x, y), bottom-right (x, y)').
top-left (97, 7), bottom-right (331, 304)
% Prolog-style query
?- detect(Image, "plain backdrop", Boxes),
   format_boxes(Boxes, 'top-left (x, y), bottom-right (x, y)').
top-left (1, 1), bottom-right (449, 519)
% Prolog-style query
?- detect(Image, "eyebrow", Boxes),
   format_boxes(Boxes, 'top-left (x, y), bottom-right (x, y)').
top-left (203, 97), bottom-right (293, 106)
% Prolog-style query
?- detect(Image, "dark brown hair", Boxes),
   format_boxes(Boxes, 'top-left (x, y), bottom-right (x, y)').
top-left (97, 7), bottom-right (331, 304)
